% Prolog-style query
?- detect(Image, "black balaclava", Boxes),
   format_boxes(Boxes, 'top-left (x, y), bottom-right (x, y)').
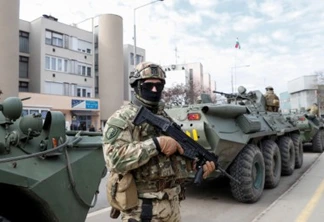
top-left (132, 80), bottom-right (164, 111)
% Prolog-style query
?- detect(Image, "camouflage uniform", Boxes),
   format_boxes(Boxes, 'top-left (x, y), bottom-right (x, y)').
top-left (307, 103), bottom-right (319, 116)
top-left (264, 86), bottom-right (280, 112)
top-left (103, 62), bottom-right (193, 222)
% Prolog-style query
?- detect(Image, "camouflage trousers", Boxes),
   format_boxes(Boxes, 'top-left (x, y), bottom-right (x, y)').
top-left (121, 187), bottom-right (181, 222)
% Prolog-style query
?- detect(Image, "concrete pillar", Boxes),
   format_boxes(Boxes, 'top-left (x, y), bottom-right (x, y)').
top-left (98, 14), bottom-right (124, 121)
top-left (0, 0), bottom-right (19, 100)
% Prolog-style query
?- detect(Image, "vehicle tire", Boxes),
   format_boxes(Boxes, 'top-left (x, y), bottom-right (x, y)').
top-left (291, 133), bottom-right (303, 168)
top-left (261, 140), bottom-right (281, 189)
top-left (229, 144), bottom-right (265, 203)
top-left (312, 130), bottom-right (324, 153)
top-left (278, 136), bottom-right (295, 176)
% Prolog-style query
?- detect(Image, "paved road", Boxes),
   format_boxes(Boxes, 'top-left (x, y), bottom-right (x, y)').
top-left (253, 152), bottom-right (324, 222)
top-left (87, 152), bottom-right (322, 222)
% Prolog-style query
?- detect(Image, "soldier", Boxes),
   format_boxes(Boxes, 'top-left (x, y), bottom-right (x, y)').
top-left (196, 95), bottom-right (202, 104)
top-left (264, 86), bottom-right (280, 112)
top-left (103, 61), bottom-right (215, 222)
top-left (307, 103), bottom-right (319, 117)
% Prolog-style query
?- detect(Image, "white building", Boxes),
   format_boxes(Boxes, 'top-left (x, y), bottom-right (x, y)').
top-left (287, 75), bottom-right (321, 111)
top-left (165, 69), bottom-right (188, 88)
top-left (123, 44), bottom-right (145, 101)
top-left (2, 1), bottom-right (127, 130)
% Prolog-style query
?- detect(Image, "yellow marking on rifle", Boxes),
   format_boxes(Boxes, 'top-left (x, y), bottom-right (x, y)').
top-left (186, 131), bottom-right (191, 137)
top-left (192, 129), bottom-right (198, 141)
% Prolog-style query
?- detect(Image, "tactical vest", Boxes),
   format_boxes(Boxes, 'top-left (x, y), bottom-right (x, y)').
top-left (113, 104), bottom-right (191, 193)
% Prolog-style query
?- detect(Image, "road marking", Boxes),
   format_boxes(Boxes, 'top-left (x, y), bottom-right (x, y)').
top-left (87, 207), bottom-right (112, 218)
top-left (251, 153), bottom-right (323, 222)
top-left (295, 179), bottom-right (324, 222)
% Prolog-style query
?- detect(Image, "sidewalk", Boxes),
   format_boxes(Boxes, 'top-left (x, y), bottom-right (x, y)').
top-left (252, 152), bottom-right (324, 222)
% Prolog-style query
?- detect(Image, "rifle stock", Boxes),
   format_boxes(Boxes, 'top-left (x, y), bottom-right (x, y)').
top-left (132, 106), bottom-right (240, 185)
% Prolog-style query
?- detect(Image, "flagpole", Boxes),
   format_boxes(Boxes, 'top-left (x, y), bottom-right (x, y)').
top-left (234, 48), bottom-right (237, 92)
top-left (232, 38), bottom-right (238, 93)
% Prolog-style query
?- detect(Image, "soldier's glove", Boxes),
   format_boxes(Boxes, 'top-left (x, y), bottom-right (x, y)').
top-left (156, 136), bottom-right (184, 156)
top-left (202, 161), bottom-right (216, 179)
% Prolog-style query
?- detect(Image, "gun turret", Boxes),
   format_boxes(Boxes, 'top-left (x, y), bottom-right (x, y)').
top-left (213, 91), bottom-right (237, 99)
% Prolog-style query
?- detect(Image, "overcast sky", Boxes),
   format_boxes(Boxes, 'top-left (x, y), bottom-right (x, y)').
top-left (19, 0), bottom-right (324, 95)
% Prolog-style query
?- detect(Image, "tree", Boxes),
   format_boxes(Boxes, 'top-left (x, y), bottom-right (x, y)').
top-left (186, 81), bottom-right (203, 104)
top-left (163, 81), bottom-right (204, 106)
top-left (162, 83), bottom-right (186, 106)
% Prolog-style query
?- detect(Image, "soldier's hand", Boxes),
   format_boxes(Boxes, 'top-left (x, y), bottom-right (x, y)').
top-left (157, 136), bottom-right (184, 156)
top-left (202, 161), bottom-right (216, 179)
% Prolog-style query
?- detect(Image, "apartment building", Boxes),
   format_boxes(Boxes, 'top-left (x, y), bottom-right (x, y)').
top-left (123, 44), bottom-right (145, 101)
top-left (2, 1), bottom-right (124, 130)
top-left (163, 62), bottom-right (216, 95)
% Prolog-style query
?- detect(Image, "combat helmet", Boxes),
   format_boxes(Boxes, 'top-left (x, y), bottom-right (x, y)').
top-left (129, 62), bottom-right (166, 88)
top-left (265, 86), bottom-right (274, 91)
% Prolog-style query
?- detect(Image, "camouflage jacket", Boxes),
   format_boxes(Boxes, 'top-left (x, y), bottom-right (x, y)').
top-left (103, 103), bottom-right (192, 192)
top-left (307, 105), bottom-right (319, 116)
top-left (264, 91), bottom-right (280, 107)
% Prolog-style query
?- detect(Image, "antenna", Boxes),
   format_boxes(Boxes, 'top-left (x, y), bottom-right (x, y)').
top-left (174, 46), bottom-right (179, 64)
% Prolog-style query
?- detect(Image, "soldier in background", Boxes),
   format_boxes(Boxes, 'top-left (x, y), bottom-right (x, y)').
top-left (307, 103), bottom-right (319, 117)
top-left (264, 86), bottom-right (280, 112)
top-left (196, 95), bottom-right (202, 104)
top-left (103, 61), bottom-right (215, 221)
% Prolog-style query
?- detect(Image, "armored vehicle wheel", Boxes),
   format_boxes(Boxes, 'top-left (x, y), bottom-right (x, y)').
top-left (261, 140), bottom-right (281, 189)
top-left (312, 130), bottom-right (324, 153)
top-left (229, 144), bottom-right (265, 203)
top-left (291, 134), bottom-right (303, 168)
top-left (278, 136), bottom-right (295, 176)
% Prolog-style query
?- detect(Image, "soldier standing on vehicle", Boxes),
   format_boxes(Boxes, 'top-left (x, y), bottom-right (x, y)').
top-left (102, 61), bottom-right (215, 222)
top-left (307, 103), bottom-right (319, 117)
top-left (264, 86), bottom-right (280, 112)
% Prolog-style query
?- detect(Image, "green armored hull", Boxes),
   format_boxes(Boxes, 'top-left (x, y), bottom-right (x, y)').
top-left (165, 86), bottom-right (302, 203)
top-left (0, 97), bottom-right (105, 221)
top-left (285, 113), bottom-right (324, 153)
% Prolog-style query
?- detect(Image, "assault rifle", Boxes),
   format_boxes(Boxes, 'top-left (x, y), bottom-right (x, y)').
top-left (132, 106), bottom-right (240, 185)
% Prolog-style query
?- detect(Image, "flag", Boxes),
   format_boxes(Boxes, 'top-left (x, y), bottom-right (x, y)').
top-left (235, 38), bottom-right (241, 49)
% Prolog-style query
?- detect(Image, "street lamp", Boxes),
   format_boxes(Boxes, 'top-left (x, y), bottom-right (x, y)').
top-left (133, 0), bottom-right (164, 70)
top-left (231, 65), bottom-right (250, 93)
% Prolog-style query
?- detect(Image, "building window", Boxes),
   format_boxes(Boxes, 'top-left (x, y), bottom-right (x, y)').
top-left (19, 31), bottom-right (29, 53)
top-left (57, 58), bottom-right (63, 71)
top-left (82, 66), bottom-right (86, 76)
top-left (136, 55), bottom-right (143, 65)
top-left (44, 81), bottom-right (64, 95)
top-left (19, 56), bottom-right (29, 78)
top-left (77, 64), bottom-right (91, 76)
top-left (19, 81), bottom-right (29, 92)
top-left (189, 69), bottom-right (193, 82)
top-left (45, 31), bottom-right (52, 45)
top-left (78, 39), bottom-right (92, 54)
top-left (45, 56), bottom-right (51, 69)
top-left (45, 30), bottom-right (63, 47)
top-left (64, 59), bottom-right (68, 72)
top-left (87, 67), bottom-right (91, 77)
top-left (45, 55), bottom-right (69, 73)
top-left (77, 87), bottom-right (91, 98)
top-left (51, 57), bottom-right (56, 70)
top-left (22, 108), bottom-right (49, 119)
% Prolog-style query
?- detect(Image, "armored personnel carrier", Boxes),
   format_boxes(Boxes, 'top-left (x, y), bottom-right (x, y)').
top-left (0, 96), bottom-right (105, 221)
top-left (285, 111), bottom-right (324, 153)
top-left (165, 86), bottom-right (301, 203)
